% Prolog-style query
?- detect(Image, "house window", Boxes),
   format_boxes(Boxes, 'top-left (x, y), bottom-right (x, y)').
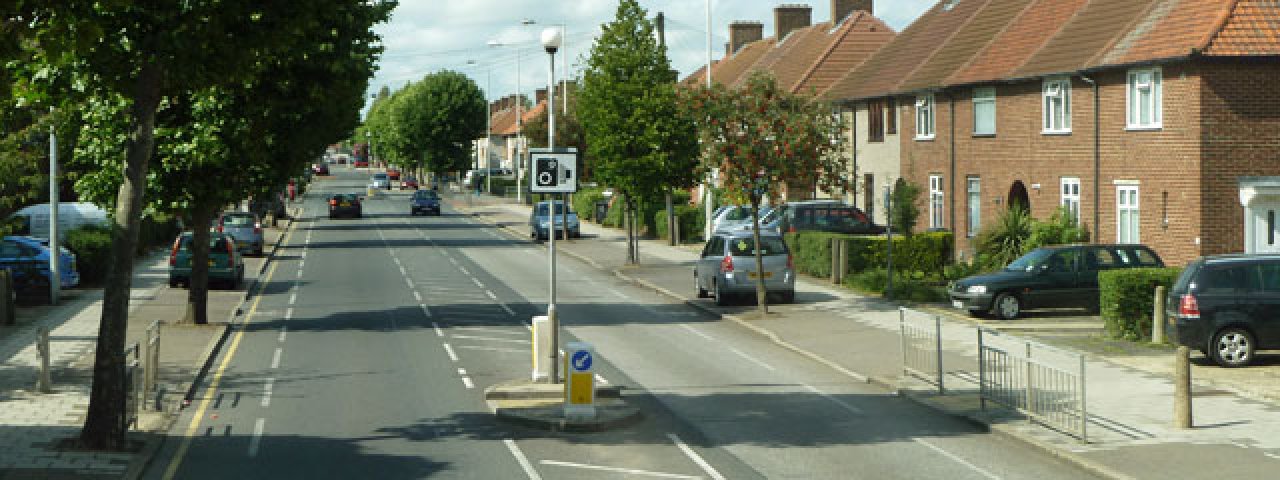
top-left (1117, 185), bottom-right (1140, 244)
top-left (1043, 78), bottom-right (1071, 134)
top-left (886, 98), bottom-right (897, 134)
top-left (967, 177), bottom-right (981, 237)
top-left (916, 94), bottom-right (935, 140)
top-left (973, 87), bottom-right (996, 136)
top-left (1061, 177), bottom-right (1081, 223)
top-left (1127, 67), bottom-right (1162, 129)
top-left (867, 99), bottom-right (885, 143)
top-left (930, 174), bottom-right (944, 229)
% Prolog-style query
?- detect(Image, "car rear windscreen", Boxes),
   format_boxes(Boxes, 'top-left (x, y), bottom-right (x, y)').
top-left (222, 215), bottom-right (254, 227)
top-left (728, 236), bottom-right (788, 256)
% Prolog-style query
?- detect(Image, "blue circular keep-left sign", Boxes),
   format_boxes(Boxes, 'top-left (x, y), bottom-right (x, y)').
top-left (570, 350), bottom-right (593, 372)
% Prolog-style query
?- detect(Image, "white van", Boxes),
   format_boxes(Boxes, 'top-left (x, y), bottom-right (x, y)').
top-left (8, 202), bottom-right (110, 240)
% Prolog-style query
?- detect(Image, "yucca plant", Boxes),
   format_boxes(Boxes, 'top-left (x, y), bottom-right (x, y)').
top-left (974, 206), bottom-right (1032, 270)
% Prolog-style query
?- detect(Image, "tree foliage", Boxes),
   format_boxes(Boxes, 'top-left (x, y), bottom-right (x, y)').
top-left (578, 0), bottom-right (700, 263)
top-left (523, 83), bottom-right (591, 179)
top-left (684, 72), bottom-right (847, 314)
top-left (360, 71), bottom-right (486, 177)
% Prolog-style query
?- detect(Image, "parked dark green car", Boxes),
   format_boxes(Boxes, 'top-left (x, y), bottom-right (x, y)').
top-left (950, 244), bottom-right (1163, 319)
top-left (168, 232), bottom-right (245, 289)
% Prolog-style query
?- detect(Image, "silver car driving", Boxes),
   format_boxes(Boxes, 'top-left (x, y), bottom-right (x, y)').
top-left (694, 231), bottom-right (795, 306)
top-left (528, 200), bottom-right (580, 240)
top-left (369, 172), bottom-right (391, 189)
top-left (216, 212), bottom-right (264, 256)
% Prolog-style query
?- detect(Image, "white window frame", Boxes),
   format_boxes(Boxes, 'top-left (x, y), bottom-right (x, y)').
top-left (1126, 67), bottom-right (1162, 130)
top-left (1061, 177), bottom-right (1081, 224)
top-left (1042, 78), bottom-right (1072, 134)
top-left (929, 174), bottom-right (944, 229)
top-left (967, 177), bottom-right (981, 237)
top-left (1117, 185), bottom-right (1140, 244)
top-left (915, 94), bottom-right (936, 140)
top-left (972, 87), bottom-right (996, 136)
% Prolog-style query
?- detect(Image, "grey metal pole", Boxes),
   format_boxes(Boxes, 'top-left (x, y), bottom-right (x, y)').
top-left (48, 110), bottom-right (59, 306)
top-left (547, 46), bottom-right (559, 384)
top-left (703, 0), bottom-right (714, 242)
top-left (515, 48), bottom-right (523, 204)
top-left (486, 68), bottom-right (493, 197)
top-left (885, 184), bottom-right (893, 301)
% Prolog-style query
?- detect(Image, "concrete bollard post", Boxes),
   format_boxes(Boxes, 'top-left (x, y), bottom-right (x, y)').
top-left (0, 270), bottom-right (13, 326)
top-left (1174, 346), bottom-right (1193, 428)
top-left (1152, 286), bottom-right (1167, 344)
top-left (36, 327), bottom-right (52, 393)
top-left (831, 238), bottom-right (841, 284)
top-left (838, 239), bottom-right (849, 285)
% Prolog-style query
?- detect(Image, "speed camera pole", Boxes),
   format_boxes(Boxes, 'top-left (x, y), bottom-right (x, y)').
top-left (543, 27), bottom-right (563, 384)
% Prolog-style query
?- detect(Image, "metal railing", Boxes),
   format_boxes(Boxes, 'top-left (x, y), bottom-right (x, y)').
top-left (978, 327), bottom-right (1087, 442)
top-left (144, 320), bottom-right (161, 408)
top-left (899, 307), bottom-right (944, 394)
top-left (123, 342), bottom-right (141, 431)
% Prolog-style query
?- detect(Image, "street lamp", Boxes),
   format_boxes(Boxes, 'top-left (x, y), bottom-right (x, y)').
top-left (541, 26), bottom-right (563, 384)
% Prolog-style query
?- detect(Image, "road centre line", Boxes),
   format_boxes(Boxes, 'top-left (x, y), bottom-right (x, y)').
top-left (288, 293), bottom-right (297, 305)
top-left (679, 324), bottom-right (776, 371)
top-left (421, 304), bottom-right (433, 318)
top-left (449, 334), bottom-right (530, 345)
top-left (666, 433), bottom-right (726, 480)
top-left (248, 418), bottom-right (265, 458)
top-left (485, 290), bottom-right (497, 300)
top-left (538, 460), bottom-right (700, 480)
top-left (913, 438), bottom-right (1001, 480)
top-left (803, 384), bottom-right (863, 415)
top-left (443, 343), bottom-right (459, 362)
top-left (261, 378), bottom-right (274, 407)
top-left (277, 327), bottom-right (287, 343)
top-left (270, 348), bottom-right (282, 369)
top-left (413, 291), bottom-right (422, 302)
top-left (453, 326), bottom-right (527, 336)
top-left (503, 439), bottom-right (542, 480)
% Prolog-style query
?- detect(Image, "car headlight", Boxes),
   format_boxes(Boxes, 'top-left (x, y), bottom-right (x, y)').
top-left (966, 285), bottom-right (987, 294)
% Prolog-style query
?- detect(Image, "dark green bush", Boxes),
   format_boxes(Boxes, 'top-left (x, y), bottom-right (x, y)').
top-left (1026, 207), bottom-right (1089, 251)
top-left (1099, 267), bottom-right (1182, 341)
top-left (653, 204), bottom-right (706, 243)
top-left (137, 213), bottom-right (182, 256)
top-left (783, 231), bottom-right (844, 278)
top-left (845, 268), bottom-right (948, 302)
top-left (783, 231), bottom-right (953, 279)
top-left (65, 225), bottom-right (113, 286)
top-left (572, 188), bottom-right (605, 221)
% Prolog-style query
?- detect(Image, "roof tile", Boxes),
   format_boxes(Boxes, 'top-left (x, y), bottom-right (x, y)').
top-left (947, 0), bottom-right (1088, 86)
top-left (1204, 0), bottom-right (1280, 56)
top-left (796, 12), bottom-right (896, 96)
top-left (1011, 0), bottom-right (1159, 78)
top-left (901, 0), bottom-right (1034, 92)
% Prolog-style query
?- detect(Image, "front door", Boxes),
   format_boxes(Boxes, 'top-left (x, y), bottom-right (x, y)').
top-left (1252, 204), bottom-right (1280, 254)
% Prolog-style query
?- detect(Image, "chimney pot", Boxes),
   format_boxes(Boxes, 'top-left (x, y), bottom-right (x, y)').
top-left (535, 88), bottom-right (548, 105)
top-left (774, 4), bottom-right (813, 41)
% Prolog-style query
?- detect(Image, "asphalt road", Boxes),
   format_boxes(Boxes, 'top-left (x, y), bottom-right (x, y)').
top-left (143, 167), bottom-right (1099, 479)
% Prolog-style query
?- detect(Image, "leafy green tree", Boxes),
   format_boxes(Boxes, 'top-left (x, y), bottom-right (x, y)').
top-left (579, 0), bottom-right (700, 264)
top-left (685, 72), bottom-right (847, 315)
top-left (523, 82), bottom-right (590, 179)
top-left (891, 178), bottom-right (921, 236)
top-left (387, 71), bottom-right (487, 177)
top-left (20, 0), bottom-right (394, 449)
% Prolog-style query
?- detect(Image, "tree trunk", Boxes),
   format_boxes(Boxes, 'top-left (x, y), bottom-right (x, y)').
top-left (80, 63), bottom-right (163, 451)
top-left (752, 198), bottom-right (769, 316)
top-left (625, 196), bottom-right (637, 265)
top-left (182, 207), bottom-right (216, 325)
top-left (665, 191), bottom-right (675, 246)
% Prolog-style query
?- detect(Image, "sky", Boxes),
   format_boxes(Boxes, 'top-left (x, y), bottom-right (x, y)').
top-left (365, 0), bottom-right (936, 115)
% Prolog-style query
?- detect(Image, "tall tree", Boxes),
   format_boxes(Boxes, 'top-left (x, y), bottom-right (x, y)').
top-left (390, 71), bottom-right (487, 177)
top-left (20, 0), bottom-right (394, 449)
top-left (685, 72), bottom-right (847, 315)
top-left (578, 0), bottom-right (700, 264)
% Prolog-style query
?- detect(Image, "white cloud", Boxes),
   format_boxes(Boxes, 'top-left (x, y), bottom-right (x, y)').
top-left (365, 0), bottom-right (936, 114)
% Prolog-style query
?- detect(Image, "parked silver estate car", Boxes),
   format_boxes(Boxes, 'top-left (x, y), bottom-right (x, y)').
top-left (694, 231), bottom-right (795, 306)
top-left (712, 205), bottom-right (772, 233)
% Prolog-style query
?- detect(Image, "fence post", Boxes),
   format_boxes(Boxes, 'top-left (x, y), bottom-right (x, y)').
top-left (1152, 286), bottom-right (1167, 344)
top-left (36, 326), bottom-right (52, 393)
top-left (934, 315), bottom-right (944, 395)
top-left (1024, 342), bottom-right (1035, 417)
top-left (1174, 345), bottom-right (1193, 428)
top-left (837, 239), bottom-right (849, 285)
top-left (1079, 354), bottom-right (1088, 442)
top-left (977, 328), bottom-right (986, 412)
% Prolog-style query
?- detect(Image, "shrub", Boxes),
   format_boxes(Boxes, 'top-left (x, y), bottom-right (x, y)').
top-left (783, 231), bottom-right (953, 279)
top-left (890, 178), bottom-right (921, 235)
top-left (65, 225), bottom-right (113, 286)
top-left (943, 260), bottom-right (990, 281)
top-left (974, 206), bottom-right (1032, 270)
top-left (653, 204), bottom-right (706, 243)
top-left (1026, 207), bottom-right (1089, 251)
top-left (845, 268), bottom-right (948, 302)
top-left (1099, 267), bottom-right (1182, 341)
top-left (572, 188), bottom-right (605, 221)
top-left (137, 213), bottom-right (181, 255)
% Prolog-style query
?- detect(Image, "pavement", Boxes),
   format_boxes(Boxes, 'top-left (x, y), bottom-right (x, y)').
top-left (0, 204), bottom-right (300, 480)
top-left (455, 192), bottom-right (1280, 480)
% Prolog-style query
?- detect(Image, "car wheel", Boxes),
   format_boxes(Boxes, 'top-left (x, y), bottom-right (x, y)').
top-left (992, 292), bottom-right (1021, 320)
top-left (714, 280), bottom-right (731, 306)
top-left (779, 290), bottom-right (795, 304)
top-left (1210, 327), bottom-right (1255, 367)
top-left (695, 273), bottom-right (708, 298)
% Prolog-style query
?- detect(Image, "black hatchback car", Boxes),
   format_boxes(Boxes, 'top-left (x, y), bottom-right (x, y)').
top-left (410, 190), bottom-right (441, 216)
top-left (328, 193), bottom-right (362, 219)
top-left (1167, 254), bottom-right (1280, 367)
top-left (951, 244), bottom-right (1164, 319)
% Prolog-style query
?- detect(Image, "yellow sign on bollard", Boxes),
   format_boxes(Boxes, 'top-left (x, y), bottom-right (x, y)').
top-left (563, 342), bottom-right (596, 420)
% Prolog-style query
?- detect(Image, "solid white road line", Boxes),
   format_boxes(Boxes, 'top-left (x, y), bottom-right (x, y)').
top-left (443, 343), bottom-right (459, 362)
top-left (284, 308), bottom-right (293, 321)
top-left (298, 260), bottom-right (305, 269)
top-left (405, 278), bottom-right (415, 289)
top-left (666, 433), bottom-right (726, 480)
top-left (277, 327), bottom-right (287, 343)
top-left (270, 348), bottom-right (282, 369)
top-left (539, 460), bottom-right (700, 479)
top-left (595, 374), bottom-right (609, 385)
top-left (399, 266), bottom-right (407, 276)
top-left (448, 258), bottom-right (459, 266)
top-left (458, 368), bottom-right (474, 389)
top-left (485, 290), bottom-right (498, 300)
top-left (456, 345), bottom-right (526, 354)
top-left (413, 291), bottom-right (422, 302)
top-left (607, 288), bottom-right (631, 300)
top-left (431, 322), bottom-right (444, 337)
top-left (803, 384), bottom-right (863, 415)
top-left (503, 439), bottom-right (542, 480)
top-left (913, 438), bottom-right (1002, 480)
top-left (453, 326), bottom-right (527, 336)
top-left (248, 418), bottom-right (265, 457)
top-left (288, 293), bottom-right (297, 305)
top-left (448, 334), bottom-right (531, 345)
top-left (260, 378), bottom-right (274, 407)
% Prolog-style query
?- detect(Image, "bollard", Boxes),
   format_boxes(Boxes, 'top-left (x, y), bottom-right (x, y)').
top-left (673, 221), bottom-right (681, 245)
top-left (0, 270), bottom-right (13, 326)
top-left (531, 316), bottom-right (553, 383)
top-left (36, 327), bottom-right (52, 393)
top-left (831, 238), bottom-right (841, 284)
top-left (1152, 286), bottom-right (1167, 344)
top-left (837, 239), bottom-right (849, 285)
top-left (1174, 346), bottom-right (1193, 428)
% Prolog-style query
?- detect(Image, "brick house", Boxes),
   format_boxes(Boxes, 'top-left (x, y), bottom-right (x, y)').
top-left (823, 0), bottom-right (1280, 266)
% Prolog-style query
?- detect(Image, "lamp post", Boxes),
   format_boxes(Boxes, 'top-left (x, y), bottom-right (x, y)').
top-left (703, 0), bottom-right (715, 242)
top-left (541, 26), bottom-right (563, 384)
top-left (48, 108), bottom-right (59, 305)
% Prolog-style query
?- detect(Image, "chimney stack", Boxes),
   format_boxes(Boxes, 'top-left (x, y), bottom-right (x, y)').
top-left (832, 0), bottom-right (872, 23)
top-left (728, 21), bottom-right (763, 55)
top-left (774, 4), bottom-right (812, 40)
top-left (535, 88), bottom-right (548, 105)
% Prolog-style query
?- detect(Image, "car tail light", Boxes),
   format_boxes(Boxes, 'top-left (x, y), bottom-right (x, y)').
top-left (215, 224), bottom-right (223, 233)
top-left (169, 237), bottom-right (181, 266)
top-left (253, 223), bottom-right (262, 234)
top-left (787, 226), bottom-right (796, 233)
top-left (1179, 294), bottom-right (1200, 318)
top-left (720, 255), bottom-right (734, 273)
top-left (329, 199), bottom-right (338, 206)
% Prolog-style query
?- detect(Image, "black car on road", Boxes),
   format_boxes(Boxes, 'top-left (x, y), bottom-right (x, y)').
top-left (950, 244), bottom-right (1164, 319)
top-left (328, 193), bottom-right (362, 219)
top-left (410, 190), bottom-right (441, 216)
top-left (1167, 254), bottom-right (1280, 367)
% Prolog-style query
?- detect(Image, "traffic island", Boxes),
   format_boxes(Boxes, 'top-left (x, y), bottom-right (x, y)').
top-left (484, 380), bottom-right (642, 433)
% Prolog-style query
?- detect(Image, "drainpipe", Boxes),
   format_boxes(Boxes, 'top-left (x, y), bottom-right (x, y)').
top-left (949, 91), bottom-right (957, 240)
top-left (850, 101), bottom-right (858, 209)
top-left (1081, 74), bottom-right (1100, 242)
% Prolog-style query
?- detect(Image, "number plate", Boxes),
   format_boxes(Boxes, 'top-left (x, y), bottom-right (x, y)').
top-left (748, 271), bottom-right (774, 279)
top-left (340, 202), bottom-right (350, 207)
top-left (952, 300), bottom-right (964, 309)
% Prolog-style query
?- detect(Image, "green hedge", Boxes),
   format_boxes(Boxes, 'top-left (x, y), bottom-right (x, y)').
top-left (784, 231), bottom-right (954, 279)
top-left (1099, 267), bottom-right (1182, 341)
top-left (653, 204), bottom-right (706, 244)
top-left (137, 213), bottom-right (182, 256)
top-left (65, 225), bottom-right (113, 286)
top-left (845, 268), bottom-right (949, 302)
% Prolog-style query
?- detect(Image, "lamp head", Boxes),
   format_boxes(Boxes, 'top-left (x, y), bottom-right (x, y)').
top-left (541, 27), bottom-right (562, 53)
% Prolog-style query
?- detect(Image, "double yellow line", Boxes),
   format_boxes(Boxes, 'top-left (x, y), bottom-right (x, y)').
top-left (161, 220), bottom-right (296, 479)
